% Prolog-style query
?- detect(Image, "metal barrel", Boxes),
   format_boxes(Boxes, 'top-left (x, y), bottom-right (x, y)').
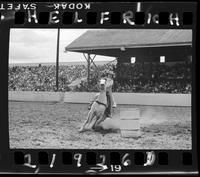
top-left (120, 108), bottom-right (140, 138)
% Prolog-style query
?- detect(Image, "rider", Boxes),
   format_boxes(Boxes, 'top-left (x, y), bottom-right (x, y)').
top-left (88, 70), bottom-right (117, 117)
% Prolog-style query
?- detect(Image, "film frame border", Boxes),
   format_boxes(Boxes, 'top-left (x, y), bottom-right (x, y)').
top-left (0, 1), bottom-right (198, 175)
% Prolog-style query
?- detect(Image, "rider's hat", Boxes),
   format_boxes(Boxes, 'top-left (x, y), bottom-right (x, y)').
top-left (100, 78), bottom-right (106, 85)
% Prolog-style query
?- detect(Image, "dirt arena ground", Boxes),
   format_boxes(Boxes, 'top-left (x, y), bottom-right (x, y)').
top-left (9, 101), bottom-right (191, 149)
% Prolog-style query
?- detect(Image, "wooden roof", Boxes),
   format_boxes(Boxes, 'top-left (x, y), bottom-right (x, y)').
top-left (66, 29), bottom-right (192, 52)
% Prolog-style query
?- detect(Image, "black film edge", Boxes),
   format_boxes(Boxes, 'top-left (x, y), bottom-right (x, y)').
top-left (0, 1), bottom-right (198, 175)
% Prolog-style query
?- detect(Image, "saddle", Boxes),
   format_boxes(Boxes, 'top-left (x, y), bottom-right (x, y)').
top-left (88, 92), bottom-right (111, 117)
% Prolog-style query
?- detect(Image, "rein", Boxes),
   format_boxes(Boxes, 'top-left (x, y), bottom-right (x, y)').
top-left (95, 100), bottom-right (107, 108)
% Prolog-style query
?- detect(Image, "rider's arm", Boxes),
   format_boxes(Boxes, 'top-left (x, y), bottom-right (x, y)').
top-left (106, 78), bottom-right (113, 87)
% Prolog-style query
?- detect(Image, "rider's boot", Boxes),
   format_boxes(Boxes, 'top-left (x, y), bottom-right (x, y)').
top-left (113, 102), bottom-right (117, 108)
top-left (88, 102), bottom-right (93, 110)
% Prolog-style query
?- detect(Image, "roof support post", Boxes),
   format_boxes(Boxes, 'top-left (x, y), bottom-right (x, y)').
top-left (83, 53), bottom-right (90, 89)
top-left (86, 54), bottom-right (91, 90)
top-left (90, 55), bottom-right (97, 69)
top-left (88, 54), bottom-right (91, 89)
top-left (56, 28), bottom-right (60, 92)
top-left (90, 55), bottom-right (100, 78)
top-left (83, 53), bottom-right (99, 90)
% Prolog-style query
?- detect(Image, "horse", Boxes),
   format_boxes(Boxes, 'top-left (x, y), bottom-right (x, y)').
top-left (78, 79), bottom-right (108, 132)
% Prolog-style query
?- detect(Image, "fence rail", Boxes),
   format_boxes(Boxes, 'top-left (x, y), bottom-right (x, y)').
top-left (8, 91), bottom-right (191, 106)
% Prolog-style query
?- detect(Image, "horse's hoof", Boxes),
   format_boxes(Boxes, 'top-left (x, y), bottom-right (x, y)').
top-left (78, 128), bottom-right (84, 133)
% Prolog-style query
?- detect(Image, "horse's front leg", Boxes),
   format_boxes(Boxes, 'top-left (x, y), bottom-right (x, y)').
top-left (79, 110), bottom-right (94, 133)
top-left (79, 106), bottom-right (95, 132)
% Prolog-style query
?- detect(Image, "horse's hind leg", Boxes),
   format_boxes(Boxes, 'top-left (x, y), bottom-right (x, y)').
top-left (93, 113), bottom-right (106, 130)
top-left (89, 115), bottom-right (98, 130)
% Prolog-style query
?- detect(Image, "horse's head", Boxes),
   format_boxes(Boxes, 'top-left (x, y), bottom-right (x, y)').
top-left (99, 78), bottom-right (106, 91)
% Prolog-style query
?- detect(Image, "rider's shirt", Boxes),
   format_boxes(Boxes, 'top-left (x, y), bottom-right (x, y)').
top-left (105, 78), bottom-right (113, 92)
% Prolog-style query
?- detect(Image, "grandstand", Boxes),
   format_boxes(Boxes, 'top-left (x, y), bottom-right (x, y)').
top-left (8, 29), bottom-right (192, 94)
top-left (8, 62), bottom-right (191, 93)
top-left (65, 29), bottom-right (192, 92)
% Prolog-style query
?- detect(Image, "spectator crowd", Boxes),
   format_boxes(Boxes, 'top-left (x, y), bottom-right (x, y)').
top-left (9, 64), bottom-right (87, 92)
top-left (9, 61), bottom-right (192, 94)
top-left (113, 62), bottom-right (191, 93)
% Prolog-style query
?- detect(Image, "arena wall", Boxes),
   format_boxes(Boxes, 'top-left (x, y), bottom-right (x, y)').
top-left (9, 91), bottom-right (191, 106)
top-left (9, 91), bottom-right (64, 102)
top-left (63, 92), bottom-right (191, 106)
